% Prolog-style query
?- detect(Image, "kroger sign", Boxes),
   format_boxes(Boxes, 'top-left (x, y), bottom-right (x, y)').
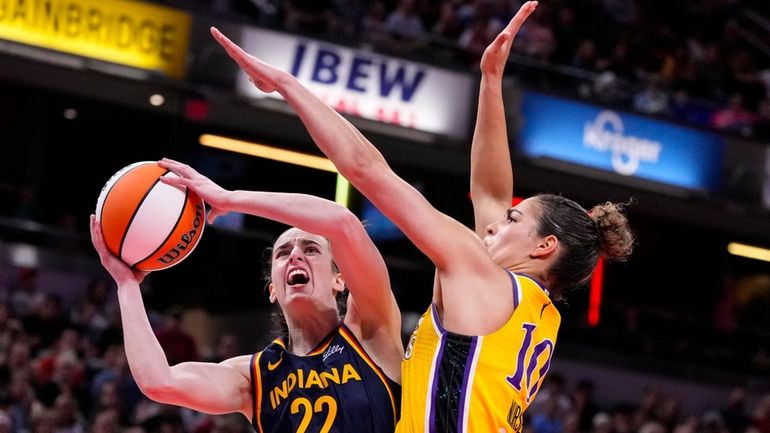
top-left (519, 91), bottom-right (724, 192)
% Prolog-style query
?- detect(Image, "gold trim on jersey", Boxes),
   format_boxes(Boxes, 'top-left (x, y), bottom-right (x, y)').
top-left (308, 335), bottom-right (334, 356)
top-left (423, 311), bottom-right (444, 433)
top-left (252, 351), bottom-right (265, 433)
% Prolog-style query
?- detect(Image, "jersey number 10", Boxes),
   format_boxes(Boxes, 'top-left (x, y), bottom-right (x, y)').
top-left (505, 323), bottom-right (555, 404)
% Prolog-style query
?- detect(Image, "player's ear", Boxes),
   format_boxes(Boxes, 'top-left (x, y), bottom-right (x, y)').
top-left (332, 274), bottom-right (345, 294)
top-left (268, 282), bottom-right (276, 303)
top-left (531, 234), bottom-right (558, 258)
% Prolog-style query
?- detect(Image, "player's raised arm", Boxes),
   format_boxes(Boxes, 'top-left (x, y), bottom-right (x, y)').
top-left (158, 159), bottom-right (403, 382)
top-left (471, 1), bottom-right (537, 236)
top-left (209, 27), bottom-right (494, 277)
top-left (89, 215), bottom-right (253, 418)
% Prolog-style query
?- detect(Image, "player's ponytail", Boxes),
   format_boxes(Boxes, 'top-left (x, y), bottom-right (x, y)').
top-left (535, 194), bottom-right (634, 298)
top-left (590, 201), bottom-right (634, 263)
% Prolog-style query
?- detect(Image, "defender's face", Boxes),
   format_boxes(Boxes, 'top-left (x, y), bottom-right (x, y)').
top-left (269, 228), bottom-right (340, 312)
top-left (483, 198), bottom-right (543, 269)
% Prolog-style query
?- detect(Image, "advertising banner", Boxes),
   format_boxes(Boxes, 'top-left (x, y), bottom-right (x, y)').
top-left (520, 91), bottom-right (725, 192)
top-left (236, 27), bottom-right (474, 139)
top-left (0, 0), bottom-right (191, 78)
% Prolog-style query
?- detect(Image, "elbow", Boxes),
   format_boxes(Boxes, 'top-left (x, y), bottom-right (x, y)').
top-left (344, 157), bottom-right (385, 192)
top-left (139, 379), bottom-right (178, 404)
top-left (342, 160), bottom-right (369, 185)
top-left (133, 371), bottom-right (177, 404)
top-left (327, 207), bottom-right (365, 240)
top-left (336, 138), bottom-right (381, 184)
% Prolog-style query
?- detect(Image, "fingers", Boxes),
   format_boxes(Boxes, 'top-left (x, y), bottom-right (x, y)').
top-left (157, 158), bottom-right (176, 171)
top-left (210, 26), bottom-right (227, 43)
top-left (89, 215), bottom-right (109, 260)
top-left (159, 158), bottom-right (196, 177)
top-left (89, 214), bottom-right (98, 244)
top-left (90, 214), bottom-right (102, 246)
top-left (134, 268), bottom-right (150, 283)
top-left (210, 27), bottom-right (242, 58)
top-left (492, 27), bottom-right (513, 49)
top-left (210, 27), bottom-right (280, 93)
top-left (159, 159), bottom-right (201, 191)
top-left (159, 157), bottom-right (180, 166)
top-left (506, 1), bottom-right (538, 35)
top-left (487, 1), bottom-right (537, 53)
top-left (210, 27), bottom-right (252, 71)
top-left (487, 0), bottom-right (537, 61)
top-left (158, 175), bottom-right (188, 189)
top-left (207, 208), bottom-right (221, 225)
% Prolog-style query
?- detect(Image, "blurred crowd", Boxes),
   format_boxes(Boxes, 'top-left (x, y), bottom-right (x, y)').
top-left (0, 267), bottom-right (252, 433)
top-left (524, 373), bottom-right (770, 433)
top-left (167, 0), bottom-right (770, 139)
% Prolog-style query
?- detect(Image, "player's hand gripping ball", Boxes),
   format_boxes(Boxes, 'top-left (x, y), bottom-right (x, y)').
top-left (95, 161), bottom-right (205, 271)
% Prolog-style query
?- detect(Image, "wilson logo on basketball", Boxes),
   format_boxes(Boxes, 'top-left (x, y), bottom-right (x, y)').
top-left (157, 204), bottom-right (204, 265)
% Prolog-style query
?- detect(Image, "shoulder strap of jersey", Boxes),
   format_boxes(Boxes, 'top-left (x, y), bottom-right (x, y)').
top-left (249, 351), bottom-right (264, 433)
top-left (506, 270), bottom-right (523, 310)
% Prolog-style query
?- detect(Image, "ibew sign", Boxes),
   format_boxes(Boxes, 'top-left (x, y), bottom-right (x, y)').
top-left (236, 27), bottom-right (473, 139)
top-left (520, 91), bottom-right (724, 191)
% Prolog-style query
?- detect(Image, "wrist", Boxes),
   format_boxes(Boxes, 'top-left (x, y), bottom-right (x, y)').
top-left (480, 78), bottom-right (503, 93)
top-left (222, 190), bottom-right (239, 210)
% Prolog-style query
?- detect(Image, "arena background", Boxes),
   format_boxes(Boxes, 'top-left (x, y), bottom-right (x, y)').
top-left (1, 0), bottom-right (769, 432)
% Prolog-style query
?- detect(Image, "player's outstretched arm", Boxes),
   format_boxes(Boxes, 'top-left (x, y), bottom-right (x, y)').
top-left (210, 28), bottom-right (493, 276)
top-left (159, 159), bottom-right (402, 366)
top-left (471, 1), bottom-right (537, 236)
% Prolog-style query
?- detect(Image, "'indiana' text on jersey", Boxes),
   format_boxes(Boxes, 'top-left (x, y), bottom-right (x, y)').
top-left (250, 324), bottom-right (400, 433)
top-left (398, 272), bottom-right (560, 433)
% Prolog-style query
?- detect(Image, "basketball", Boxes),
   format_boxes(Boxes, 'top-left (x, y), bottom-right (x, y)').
top-left (95, 161), bottom-right (206, 271)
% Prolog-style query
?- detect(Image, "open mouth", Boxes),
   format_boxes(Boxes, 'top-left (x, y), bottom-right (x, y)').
top-left (287, 269), bottom-right (310, 286)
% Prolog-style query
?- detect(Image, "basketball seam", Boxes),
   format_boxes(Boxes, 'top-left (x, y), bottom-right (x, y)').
top-left (121, 169), bottom-right (170, 267)
top-left (99, 167), bottom-right (133, 232)
top-left (134, 179), bottom-right (190, 268)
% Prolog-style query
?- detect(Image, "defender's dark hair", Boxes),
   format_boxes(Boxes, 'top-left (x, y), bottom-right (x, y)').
top-left (534, 194), bottom-right (634, 299)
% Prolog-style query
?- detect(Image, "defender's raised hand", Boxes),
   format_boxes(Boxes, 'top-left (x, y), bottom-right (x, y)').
top-left (210, 27), bottom-right (290, 94)
top-left (480, 1), bottom-right (538, 77)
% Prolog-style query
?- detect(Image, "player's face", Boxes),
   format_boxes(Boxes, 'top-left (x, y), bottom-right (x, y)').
top-left (269, 228), bottom-right (341, 313)
top-left (483, 198), bottom-right (543, 269)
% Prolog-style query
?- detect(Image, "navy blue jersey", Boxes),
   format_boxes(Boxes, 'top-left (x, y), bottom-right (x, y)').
top-left (250, 323), bottom-right (400, 433)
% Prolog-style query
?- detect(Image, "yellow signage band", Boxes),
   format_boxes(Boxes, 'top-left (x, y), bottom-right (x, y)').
top-left (0, 0), bottom-right (191, 78)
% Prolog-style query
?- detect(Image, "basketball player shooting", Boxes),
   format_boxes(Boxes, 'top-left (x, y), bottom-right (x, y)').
top-left (209, 2), bottom-right (633, 431)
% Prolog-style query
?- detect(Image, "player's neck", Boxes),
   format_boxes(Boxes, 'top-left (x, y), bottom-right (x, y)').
top-left (285, 310), bottom-right (340, 355)
top-left (507, 263), bottom-right (549, 287)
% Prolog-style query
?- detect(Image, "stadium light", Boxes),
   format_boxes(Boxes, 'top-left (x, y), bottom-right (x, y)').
top-left (199, 134), bottom-right (350, 207)
top-left (727, 242), bottom-right (770, 263)
top-left (199, 133), bottom-right (337, 173)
